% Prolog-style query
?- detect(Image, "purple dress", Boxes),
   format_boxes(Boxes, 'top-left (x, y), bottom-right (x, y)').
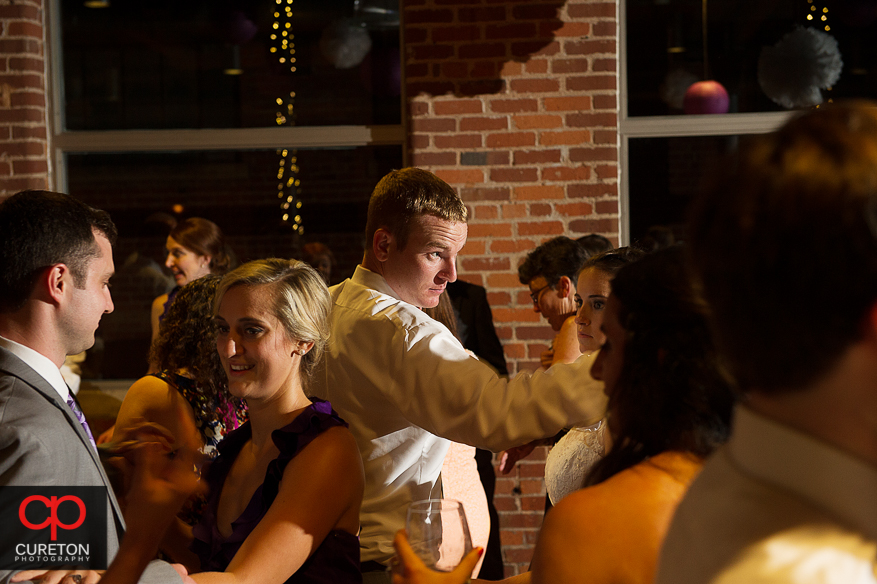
top-left (191, 399), bottom-right (361, 584)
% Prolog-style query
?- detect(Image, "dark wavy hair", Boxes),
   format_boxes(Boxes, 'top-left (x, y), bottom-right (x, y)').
top-left (170, 218), bottom-right (233, 275)
top-left (584, 246), bottom-right (735, 487)
top-left (518, 236), bottom-right (590, 287)
top-left (150, 274), bottom-right (243, 429)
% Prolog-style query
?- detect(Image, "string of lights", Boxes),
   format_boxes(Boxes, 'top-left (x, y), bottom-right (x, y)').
top-left (806, 0), bottom-right (830, 32)
top-left (271, 0), bottom-right (304, 234)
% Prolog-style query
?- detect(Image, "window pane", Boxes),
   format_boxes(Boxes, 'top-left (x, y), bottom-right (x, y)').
top-left (61, 0), bottom-right (401, 129)
top-left (67, 145), bottom-right (402, 379)
top-left (626, 0), bottom-right (872, 116)
top-left (628, 135), bottom-right (741, 242)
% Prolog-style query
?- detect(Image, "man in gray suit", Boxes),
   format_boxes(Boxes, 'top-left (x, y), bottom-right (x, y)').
top-left (0, 191), bottom-right (183, 583)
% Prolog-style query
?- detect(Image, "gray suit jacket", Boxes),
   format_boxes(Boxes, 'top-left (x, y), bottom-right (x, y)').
top-left (0, 346), bottom-right (181, 584)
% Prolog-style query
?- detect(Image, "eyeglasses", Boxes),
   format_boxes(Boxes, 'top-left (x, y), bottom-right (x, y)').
top-left (529, 283), bottom-right (553, 306)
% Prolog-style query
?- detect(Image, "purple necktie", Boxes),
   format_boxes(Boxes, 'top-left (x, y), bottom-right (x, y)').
top-left (66, 393), bottom-right (97, 451)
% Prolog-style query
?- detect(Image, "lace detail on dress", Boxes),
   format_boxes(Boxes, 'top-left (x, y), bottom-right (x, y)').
top-left (545, 421), bottom-right (607, 505)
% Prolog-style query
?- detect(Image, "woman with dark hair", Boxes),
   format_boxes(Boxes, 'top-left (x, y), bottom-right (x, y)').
top-left (150, 218), bottom-right (234, 362)
top-left (390, 246), bottom-right (736, 584)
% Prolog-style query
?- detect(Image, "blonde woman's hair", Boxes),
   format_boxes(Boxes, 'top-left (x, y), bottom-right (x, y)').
top-left (215, 258), bottom-right (330, 382)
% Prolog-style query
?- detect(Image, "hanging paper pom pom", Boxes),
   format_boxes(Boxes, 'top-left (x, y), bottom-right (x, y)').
top-left (319, 19), bottom-right (372, 69)
top-left (758, 27), bottom-right (843, 109)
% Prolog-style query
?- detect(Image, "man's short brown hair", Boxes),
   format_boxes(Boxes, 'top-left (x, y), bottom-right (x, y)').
top-left (688, 101), bottom-right (877, 393)
top-left (365, 168), bottom-right (468, 251)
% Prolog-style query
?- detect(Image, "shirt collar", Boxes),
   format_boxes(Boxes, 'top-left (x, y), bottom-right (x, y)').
top-left (352, 265), bottom-right (403, 302)
top-left (0, 335), bottom-right (70, 403)
top-left (729, 405), bottom-right (877, 540)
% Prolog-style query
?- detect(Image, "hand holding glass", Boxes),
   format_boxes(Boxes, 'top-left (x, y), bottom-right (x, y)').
top-left (405, 499), bottom-right (473, 572)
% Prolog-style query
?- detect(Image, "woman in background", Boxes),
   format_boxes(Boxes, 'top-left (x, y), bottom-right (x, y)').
top-left (151, 218), bottom-right (233, 365)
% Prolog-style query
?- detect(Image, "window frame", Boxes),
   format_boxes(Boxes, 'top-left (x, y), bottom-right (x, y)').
top-left (616, 0), bottom-right (796, 245)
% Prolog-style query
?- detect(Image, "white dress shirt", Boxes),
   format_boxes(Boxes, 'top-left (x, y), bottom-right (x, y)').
top-left (657, 406), bottom-right (877, 583)
top-left (310, 266), bottom-right (606, 564)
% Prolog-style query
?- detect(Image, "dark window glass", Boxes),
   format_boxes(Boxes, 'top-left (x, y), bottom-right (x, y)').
top-left (67, 145), bottom-right (402, 379)
top-left (626, 0), bottom-right (873, 116)
top-left (628, 135), bottom-right (741, 242)
top-left (61, 0), bottom-right (401, 129)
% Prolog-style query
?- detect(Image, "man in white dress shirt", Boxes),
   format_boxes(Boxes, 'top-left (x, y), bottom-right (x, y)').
top-left (0, 190), bottom-right (183, 584)
top-left (656, 104), bottom-right (877, 582)
top-left (309, 167), bottom-right (606, 580)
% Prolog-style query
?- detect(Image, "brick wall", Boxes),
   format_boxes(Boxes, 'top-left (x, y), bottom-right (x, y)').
top-left (0, 0), bottom-right (47, 197)
top-left (403, 0), bottom-right (619, 575)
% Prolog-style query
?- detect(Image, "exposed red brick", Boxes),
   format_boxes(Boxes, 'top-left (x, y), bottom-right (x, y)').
top-left (485, 132), bottom-right (535, 148)
top-left (490, 98), bottom-right (538, 113)
top-left (594, 22), bottom-right (618, 37)
top-left (461, 256), bottom-right (511, 271)
top-left (411, 117), bottom-right (456, 132)
top-left (473, 203), bottom-right (499, 220)
top-left (458, 7), bottom-right (506, 22)
top-left (404, 8), bottom-right (454, 24)
top-left (514, 149), bottom-right (561, 164)
top-left (12, 159), bottom-right (47, 174)
top-left (490, 237), bottom-right (536, 252)
top-left (567, 2), bottom-right (616, 18)
top-left (410, 134), bottom-right (430, 149)
top-left (406, 63), bottom-right (429, 78)
top-left (515, 185), bottom-right (564, 200)
top-left (460, 240), bottom-right (486, 255)
top-left (567, 75), bottom-right (617, 91)
top-left (0, 108), bottom-right (42, 123)
top-left (487, 150), bottom-right (510, 165)
top-left (434, 134), bottom-right (483, 148)
top-left (510, 40), bottom-right (560, 58)
top-left (0, 176), bottom-right (48, 193)
top-left (513, 114), bottom-right (562, 130)
top-left (470, 60), bottom-right (498, 78)
top-left (513, 324), bottom-right (555, 340)
top-left (595, 164), bottom-right (617, 179)
top-left (8, 57), bottom-right (42, 73)
top-left (434, 168), bottom-right (484, 184)
top-left (565, 39), bottom-right (616, 56)
top-left (0, 39), bottom-right (40, 56)
top-left (404, 28), bottom-right (428, 44)
top-left (500, 203), bottom-right (528, 219)
top-left (550, 21), bottom-right (590, 38)
top-left (433, 99), bottom-right (483, 115)
top-left (499, 528), bottom-right (525, 544)
top-left (492, 307), bottom-right (541, 323)
top-left (459, 186), bottom-right (511, 201)
top-left (557, 201), bottom-right (594, 216)
top-left (544, 95), bottom-right (591, 111)
top-left (6, 21), bottom-right (42, 39)
top-left (530, 202), bottom-right (551, 216)
top-left (541, 130), bottom-right (589, 146)
top-left (0, 5), bottom-right (41, 20)
top-left (568, 183), bottom-right (617, 199)
top-left (504, 547), bottom-right (535, 564)
top-left (508, 78), bottom-right (559, 93)
top-left (567, 112), bottom-right (617, 128)
top-left (459, 116), bottom-right (508, 131)
top-left (0, 141), bottom-right (44, 157)
top-left (469, 222), bottom-right (512, 238)
top-left (524, 59), bottom-right (548, 74)
top-left (594, 95), bottom-right (617, 110)
top-left (542, 166), bottom-right (591, 181)
top-left (486, 272), bottom-right (521, 289)
top-left (10, 91), bottom-right (44, 108)
top-left (486, 291), bottom-right (511, 305)
top-left (570, 147), bottom-right (618, 162)
top-left (485, 23), bottom-right (537, 40)
top-left (441, 61), bottom-right (469, 78)
top-left (570, 217), bottom-right (618, 233)
top-left (408, 80), bottom-right (456, 96)
top-left (593, 129), bottom-right (617, 144)
top-left (458, 42), bottom-right (507, 59)
top-left (411, 152), bottom-right (456, 166)
top-left (596, 200), bottom-right (619, 214)
top-left (0, 161), bottom-right (11, 176)
top-left (511, 4), bottom-right (558, 19)
top-left (409, 101), bottom-right (429, 116)
top-left (491, 167), bottom-right (537, 182)
top-left (432, 25), bottom-right (481, 43)
top-left (411, 44), bottom-right (454, 60)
